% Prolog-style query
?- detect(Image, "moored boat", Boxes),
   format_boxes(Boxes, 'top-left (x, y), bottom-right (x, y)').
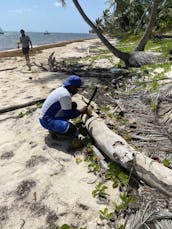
top-left (0, 27), bottom-right (4, 34)
top-left (44, 31), bottom-right (50, 35)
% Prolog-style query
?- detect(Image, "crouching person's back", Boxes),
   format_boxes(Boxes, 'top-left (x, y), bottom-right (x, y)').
top-left (39, 75), bottom-right (87, 139)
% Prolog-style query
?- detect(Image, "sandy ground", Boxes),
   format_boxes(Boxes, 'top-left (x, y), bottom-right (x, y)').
top-left (0, 39), bottom-right (120, 229)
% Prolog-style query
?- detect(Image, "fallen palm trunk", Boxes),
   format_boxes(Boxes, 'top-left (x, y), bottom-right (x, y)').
top-left (75, 95), bottom-right (172, 197)
top-left (84, 115), bottom-right (135, 168)
top-left (92, 145), bottom-right (108, 171)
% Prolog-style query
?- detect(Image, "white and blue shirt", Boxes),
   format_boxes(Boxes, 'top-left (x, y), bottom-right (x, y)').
top-left (40, 86), bottom-right (80, 120)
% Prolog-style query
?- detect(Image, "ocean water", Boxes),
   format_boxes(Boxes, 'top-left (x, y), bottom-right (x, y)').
top-left (0, 31), bottom-right (97, 51)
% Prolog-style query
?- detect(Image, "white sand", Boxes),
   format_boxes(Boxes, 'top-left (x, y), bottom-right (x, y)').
top-left (0, 39), bottom-right (120, 229)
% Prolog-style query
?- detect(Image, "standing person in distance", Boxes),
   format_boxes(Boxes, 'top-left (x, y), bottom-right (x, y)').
top-left (17, 29), bottom-right (33, 70)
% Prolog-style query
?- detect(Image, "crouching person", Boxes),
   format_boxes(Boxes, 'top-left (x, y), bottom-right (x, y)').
top-left (39, 75), bottom-right (87, 139)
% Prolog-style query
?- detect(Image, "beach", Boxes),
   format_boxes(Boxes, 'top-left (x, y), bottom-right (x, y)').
top-left (1, 35), bottom-right (172, 228)
top-left (0, 38), bottom-right (120, 229)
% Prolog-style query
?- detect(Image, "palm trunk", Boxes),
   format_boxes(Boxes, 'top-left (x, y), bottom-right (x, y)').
top-left (134, 4), bottom-right (151, 35)
top-left (72, 0), bottom-right (130, 63)
top-left (135, 0), bottom-right (159, 51)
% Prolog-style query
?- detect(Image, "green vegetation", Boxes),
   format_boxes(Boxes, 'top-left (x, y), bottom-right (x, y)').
top-left (83, 143), bottom-right (137, 227)
top-left (116, 35), bottom-right (141, 52)
top-left (150, 101), bottom-right (157, 111)
top-left (36, 101), bottom-right (43, 108)
top-left (100, 105), bottom-right (111, 112)
top-left (114, 193), bottom-right (136, 214)
top-left (99, 207), bottom-right (114, 220)
top-left (98, 193), bottom-right (136, 227)
top-left (146, 38), bottom-right (172, 56)
top-left (85, 53), bottom-right (114, 65)
top-left (105, 162), bottom-right (129, 189)
top-left (141, 62), bottom-right (171, 75)
top-left (114, 114), bottom-right (128, 125)
top-left (97, 0), bottom-right (172, 37)
top-left (85, 151), bottom-right (101, 173)
top-left (18, 107), bottom-right (36, 118)
top-left (56, 225), bottom-right (86, 229)
top-left (56, 225), bottom-right (71, 229)
top-left (162, 159), bottom-right (171, 168)
top-left (92, 182), bottom-right (108, 199)
top-left (115, 34), bottom-right (172, 55)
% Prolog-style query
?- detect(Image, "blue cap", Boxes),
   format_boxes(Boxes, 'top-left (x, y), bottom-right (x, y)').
top-left (63, 75), bottom-right (83, 87)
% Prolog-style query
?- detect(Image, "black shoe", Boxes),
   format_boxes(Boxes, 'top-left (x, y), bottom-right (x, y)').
top-left (49, 131), bottom-right (72, 140)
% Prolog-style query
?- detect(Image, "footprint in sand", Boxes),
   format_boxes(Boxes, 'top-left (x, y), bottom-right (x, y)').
top-left (0, 151), bottom-right (14, 160)
top-left (25, 155), bottom-right (48, 168)
top-left (15, 179), bottom-right (36, 200)
top-left (0, 206), bottom-right (8, 222)
top-left (30, 202), bottom-right (58, 228)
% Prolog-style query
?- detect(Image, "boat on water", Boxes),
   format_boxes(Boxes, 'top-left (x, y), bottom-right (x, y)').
top-left (44, 31), bottom-right (50, 35)
top-left (0, 27), bottom-right (4, 34)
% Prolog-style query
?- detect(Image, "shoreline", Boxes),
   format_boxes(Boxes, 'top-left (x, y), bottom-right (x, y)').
top-left (0, 37), bottom-right (97, 58)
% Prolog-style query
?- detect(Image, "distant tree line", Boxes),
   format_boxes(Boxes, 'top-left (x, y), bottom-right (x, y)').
top-left (96, 0), bottom-right (172, 36)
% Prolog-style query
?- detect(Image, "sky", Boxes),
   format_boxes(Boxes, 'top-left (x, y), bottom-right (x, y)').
top-left (0, 0), bottom-right (107, 33)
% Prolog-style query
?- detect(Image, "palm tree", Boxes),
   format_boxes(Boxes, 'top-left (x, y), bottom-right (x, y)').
top-left (134, 3), bottom-right (151, 35)
top-left (135, 0), bottom-right (159, 51)
top-left (95, 17), bottom-right (104, 32)
top-left (58, 0), bottom-right (160, 67)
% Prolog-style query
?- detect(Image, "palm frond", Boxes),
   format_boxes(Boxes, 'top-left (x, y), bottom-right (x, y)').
top-left (128, 203), bottom-right (172, 229)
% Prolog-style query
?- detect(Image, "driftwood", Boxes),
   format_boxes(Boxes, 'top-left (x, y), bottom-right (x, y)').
top-left (33, 62), bottom-right (48, 71)
top-left (92, 145), bottom-right (108, 171)
top-left (84, 115), bottom-right (135, 167)
top-left (48, 52), bottom-right (56, 71)
top-left (0, 67), bottom-right (17, 72)
top-left (33, 52), bottom-right (58, 72)
top-left (75, 95), bottom-right (172, 197)
top-left (0, 98), bottom-right (45, 114)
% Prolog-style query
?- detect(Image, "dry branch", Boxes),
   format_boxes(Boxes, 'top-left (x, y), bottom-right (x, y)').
top-left (33, 62), bottom-right (48, 71)
top-left (0, 67), bottom-right (17, 72)
top-left (48, 52), bottom-right (56, 71)
top-left (0, 98), bottom-right (45, 114)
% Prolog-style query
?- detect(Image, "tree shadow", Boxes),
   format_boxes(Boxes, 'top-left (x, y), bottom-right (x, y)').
top-left (33, 72), bottom-right (67, 84)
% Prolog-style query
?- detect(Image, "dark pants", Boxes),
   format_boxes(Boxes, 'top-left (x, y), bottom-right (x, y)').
top-left (22, 47), bottom-right (29, 55)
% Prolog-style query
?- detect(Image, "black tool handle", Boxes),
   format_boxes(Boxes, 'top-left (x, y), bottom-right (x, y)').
top-left (86, 86), bottom-right (98, 108)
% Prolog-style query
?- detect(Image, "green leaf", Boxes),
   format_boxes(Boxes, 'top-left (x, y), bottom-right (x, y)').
top-left (118, 172), bottom-right (129, 185)
top-left (162, 159), bottom-right (171, 168)
top-left (56, 224), bottom-right (70, 229)
top-left (99, 207), bottom-right (113, 220)
top-left (128, 196), bottom-right (137, 203)
top-left (18, 112), bottom-right (24, 118)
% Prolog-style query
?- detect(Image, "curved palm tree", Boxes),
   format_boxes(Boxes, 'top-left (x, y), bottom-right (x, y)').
top-left (59, 0), bottom-right (160, 67)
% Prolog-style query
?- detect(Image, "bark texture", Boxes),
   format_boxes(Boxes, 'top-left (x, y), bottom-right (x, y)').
top-left (75, 95), bottom-right (172, 197)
